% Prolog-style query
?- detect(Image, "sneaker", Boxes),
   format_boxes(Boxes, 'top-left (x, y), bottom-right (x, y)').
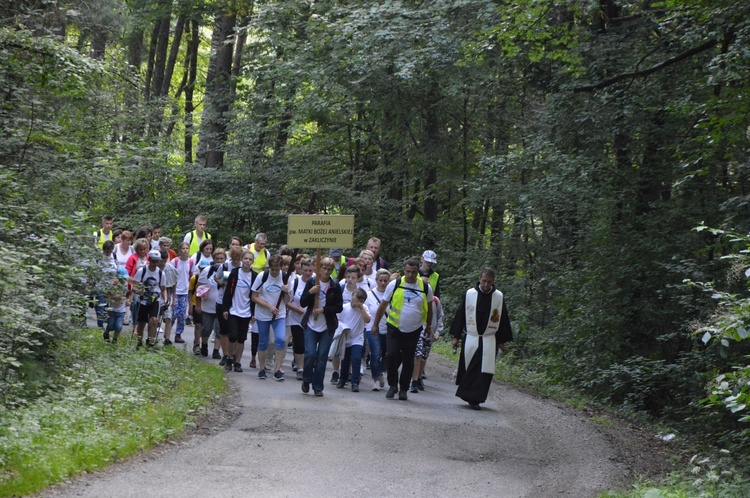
top-left (233, 362), bottom-right (243, 373)
top-left (379, 375), bottom-right (385, 388)
top-left (314, 390), bottom-right (323, 397)
top-left (193, 344), bottom-right (201, 355)
top-left (468, 402), bottom-right (481, 410)
top-left (249, 358), bottom-right (257, 368)
top-left (258, 369), bottom-right (267, 380)
top-left (219, 355), bottom-right (229, 366)
top-left (163, 338), bottom-right (173, 346)
top-left (296, 370), bottom-right (303, 381)
top-left (301, 381), bottom-right (310, 393)
top-left (102, 330), bottom-right (110, 342)
top-left (212, 349), bottom-right (221, 359)
top-left (372, 382), bottom-right (380, 392)
top-left (201, 344), bottom-right (209, 357)
top-left (386, 387), bottom-right (397, 399)
top-left (273, 370), bottom-right (285, 382)
top-left (336, 380), bottom-right (345, 389)
top-left (224, 358), bottom-right (234, 371)
top-left (330, 371), bottom-right (339, 384)
top-left (351, 383), bottom-right (359, 392)
top-left (398, 390), bottom-right (408, 401)
top-left (417, 379), bottom-right (425, 391)
top-left (146, 339), bottom-right (155, 348)
top-left (410, 381), bottom-right (419, 393)
top-left (174, 335), bottom-right (185, 344)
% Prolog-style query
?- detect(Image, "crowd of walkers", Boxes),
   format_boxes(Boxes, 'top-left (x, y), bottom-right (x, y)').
top-left (92, 214), bottom-right (512, 409)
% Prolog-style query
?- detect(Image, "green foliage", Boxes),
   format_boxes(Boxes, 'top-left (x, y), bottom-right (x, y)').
top-left (0, 171), bottom-right (98, 408)
top-left (0, 328), bottom-right (227, 496)
top-left (687, 227), bottom-right (750, 425)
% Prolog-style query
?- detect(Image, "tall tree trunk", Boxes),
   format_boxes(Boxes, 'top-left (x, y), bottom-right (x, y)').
top-left (150, 0), bottom-right (174, 100)
top-left (90, 26), bottom-right (106, 60)
top-left (423, 82), bottom-right (441, 246)
top-left (184, 19), bottom-right (199, 163)
top-left (197, 9), bottom-right (238, 168)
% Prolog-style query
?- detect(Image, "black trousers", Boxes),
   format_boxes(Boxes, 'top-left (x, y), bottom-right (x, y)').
top-left (385, 323), bottom-right (421, 391)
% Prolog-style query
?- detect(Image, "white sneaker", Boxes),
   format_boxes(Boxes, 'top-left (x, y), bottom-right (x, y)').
top-left (372, 381), bottom-right (380, 392)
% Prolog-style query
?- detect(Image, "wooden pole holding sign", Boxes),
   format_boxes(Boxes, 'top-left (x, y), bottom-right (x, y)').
top-left (287, 214), bottom-right (355, 310)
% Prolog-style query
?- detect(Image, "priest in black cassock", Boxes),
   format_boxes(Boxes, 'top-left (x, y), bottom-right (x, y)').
top-left (450, 267), bottom-right (512, 410)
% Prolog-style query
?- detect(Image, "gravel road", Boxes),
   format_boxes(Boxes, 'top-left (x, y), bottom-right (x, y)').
top-left (44, 324), bottom-right (673, 497)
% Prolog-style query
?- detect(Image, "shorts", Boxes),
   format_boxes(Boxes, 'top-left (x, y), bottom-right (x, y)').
top-left (202, 312), bottom-right (220, 339)
top-left (137, 299), bottom-right (161, 322)
top-left (227, 314), bottom-right (251, 343)
top-left (414, 335), bottom-right (432, 360)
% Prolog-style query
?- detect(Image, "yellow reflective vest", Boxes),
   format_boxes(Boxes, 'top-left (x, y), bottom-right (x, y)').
top-left (386, 276), bottom-right (428, 328)
top-left (188, 230), bottom-right (211, 256)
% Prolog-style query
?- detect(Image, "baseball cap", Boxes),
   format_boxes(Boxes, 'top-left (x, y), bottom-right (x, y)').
top-left (198, 258), bottom-right (211, 268)
top-left (329, 248), bottom-right (344, 258)
top-left (148, 249), bottom-right (162, 261)
top-left (422, 250), bottom-right (437, 264)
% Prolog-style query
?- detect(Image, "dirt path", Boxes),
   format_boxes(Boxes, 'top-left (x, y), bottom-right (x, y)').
top-left (44, 324), bottom-right (674, 497)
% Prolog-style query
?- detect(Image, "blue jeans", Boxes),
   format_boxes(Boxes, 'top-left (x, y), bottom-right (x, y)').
top-left (365, 330), bottom-right (382, 379)
top-left (94, 294), bottom-right (108, 327)
top-left (106, 311), bottom-right (125, 333)
top-left (174, 294), bottom-right (188, 335)
top-left (340, 344), bottom-right (364, 385)
top-left (303, 326), bottom-right (334, 393)
top-left (256, 318), bottom-right (286, 351)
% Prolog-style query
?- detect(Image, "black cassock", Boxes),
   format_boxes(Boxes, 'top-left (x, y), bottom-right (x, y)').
top-left (451, 284), bottom-right (512, 404)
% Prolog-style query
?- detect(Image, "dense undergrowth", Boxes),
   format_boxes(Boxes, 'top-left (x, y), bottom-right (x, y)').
top-left (0, 328), bottom-right (226, 497)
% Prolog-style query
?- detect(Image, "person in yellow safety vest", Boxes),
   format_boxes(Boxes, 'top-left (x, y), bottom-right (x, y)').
top-left (94, 215), bottom-right (114, 249)
top-left (419, 250), bottom-right (440, 297)
top-left (329, 248), bottom-right (348, 280)
top-left (183, 215), bottom-right (211, 256)
top-left (371, 258), bottom-right (433, 401)
top-left (246, 232), bottom-right (271, 274)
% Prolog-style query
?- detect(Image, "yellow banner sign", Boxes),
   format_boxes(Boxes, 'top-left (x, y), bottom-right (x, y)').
top-left (287, 215), bottom-right (355, 249)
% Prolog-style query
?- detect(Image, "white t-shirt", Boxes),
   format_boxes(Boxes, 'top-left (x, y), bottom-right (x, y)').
top-left (134, 266), bottom-right (166, 304)
top-left (229, 269), bottom-right (254, 318)
top-left (307, 279), bottom-right (330, 333)
top-left (286, 274), bottom-right (308, 327)
top-left (214, 261), bottom-right (238, 305)
top-left (251, 271), bottom-right (287, 321)
top-left (191, 252), bottom-right (213, 274)
top-left (338, 303), bottom-right (366, 346)
top-left (382, 278), bottom-right (433, 333)
top-left (114, 244), bottom-right (134, 268)
top-left (365, 288), bottom-right (386, 334)
top-left (198, 266), bottom-right (219, 313)
top-left (171, 257), bottom-right (193, 295)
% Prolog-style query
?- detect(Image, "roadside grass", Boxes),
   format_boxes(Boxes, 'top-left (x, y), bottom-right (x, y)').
top-left (0, 328), bottom-right (226, 497)
top-left (600, 451), bottom-right (750, 498)
top-left (431, 338), bottom-right (750, 498)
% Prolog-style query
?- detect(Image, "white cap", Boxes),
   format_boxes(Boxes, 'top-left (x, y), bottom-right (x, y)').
top-left (148, 249), bottom-right (162, 261)
top-left (421, 250), bottom-right (437, 264)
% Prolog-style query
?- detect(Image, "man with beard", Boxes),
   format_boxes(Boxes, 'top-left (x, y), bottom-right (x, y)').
top-left (450, 267), bottom-right (512, 410)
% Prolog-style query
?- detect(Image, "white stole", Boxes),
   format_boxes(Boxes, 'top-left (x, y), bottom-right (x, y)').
top-left (463, 288), bottom-right (503, 374)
